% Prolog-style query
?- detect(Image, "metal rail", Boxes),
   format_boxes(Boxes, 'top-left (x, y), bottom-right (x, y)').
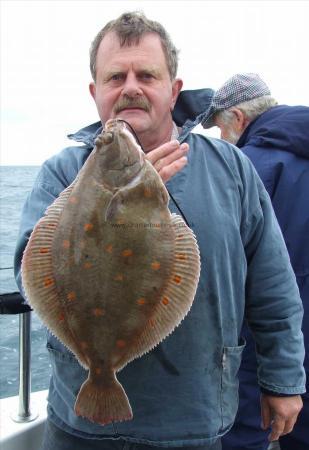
top-left (11, 311), bottom-right (38, 423)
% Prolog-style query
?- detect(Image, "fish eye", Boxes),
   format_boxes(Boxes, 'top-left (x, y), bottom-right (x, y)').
top-left (102, 131), bottom-right (114, 145)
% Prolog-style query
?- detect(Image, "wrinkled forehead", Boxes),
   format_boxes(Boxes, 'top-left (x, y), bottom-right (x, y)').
top-left (96, 31), bottom-right (169, 75)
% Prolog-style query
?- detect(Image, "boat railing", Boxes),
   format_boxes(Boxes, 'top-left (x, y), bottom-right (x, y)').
top-left (0, 292), bottom-right (38, 423)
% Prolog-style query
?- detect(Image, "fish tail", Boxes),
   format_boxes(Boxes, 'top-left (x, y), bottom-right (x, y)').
top-left (74, 370), bottom-right (133, 425)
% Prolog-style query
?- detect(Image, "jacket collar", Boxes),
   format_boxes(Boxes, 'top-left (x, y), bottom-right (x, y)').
top-left (237, 105), bottom-right (309, 160)
top-left (67, 121), bottom-right (102, 147)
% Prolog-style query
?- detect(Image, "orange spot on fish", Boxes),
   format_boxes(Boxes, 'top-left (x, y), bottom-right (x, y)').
top-left (137, 298), bottom-right (146, 305)
top-left (44, 277), bottom-right (54, 287)
top-left (162, 297), bottom-right (169, 305)
top-left (176, 234), bottom-right (184, 240)
top-left (84, 262), bottom-right (92, 269)
top-left (105, 244), bottom-right (113, 253)
top-left (173, 275), bottom-right (182, 284)
top-left (176, 253), bottom-right (187, 260)
top-left (117, 219), bottom-right (125, 225)
top-left (122, 249), bottom-right (133, 257)
top-left (39, 247), bottom-right (49, 254)
top-left (58, 312), bottom-right (65, 322)
top-left (67, 291), bottom-right (76, 301)
top-left (69, 196), bottom-right (78, 204)
top-left (151, 261), bottom-right (161, 270)
top-left (62, 240), bottom-right (70, 249)
top-left (95, 367), bottom-right (102, 375)
top-left (143, 188), bottom-right (152, 198)
top-left (116, 339), bottom-right (126, 348)
top-left (84, 223), bottom-right (94, 232)
top-left (114, 273), bottom-right (124, 281)
top-left (81, 341), bottom-right (88, 349)
top-left (92, 308), bottom-right (105, 317)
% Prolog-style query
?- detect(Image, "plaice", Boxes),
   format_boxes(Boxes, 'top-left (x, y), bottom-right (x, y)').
top-left (21, 119), bottom-right (201, 425)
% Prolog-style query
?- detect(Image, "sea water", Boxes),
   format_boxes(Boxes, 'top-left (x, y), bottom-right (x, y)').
top-left (0, 165), bottom-right (51, 398)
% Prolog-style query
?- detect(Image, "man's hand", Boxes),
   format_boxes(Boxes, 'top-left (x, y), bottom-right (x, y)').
top-left (260, 394), bottom-right (303, 442)
top-left (146, 140), bottom-right (189, 183)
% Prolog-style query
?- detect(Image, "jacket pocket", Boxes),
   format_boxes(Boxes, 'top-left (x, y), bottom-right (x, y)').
top-left (220, 338), bottom-right (246, 430)
top-left (46, 338), bottom-right (87, 402)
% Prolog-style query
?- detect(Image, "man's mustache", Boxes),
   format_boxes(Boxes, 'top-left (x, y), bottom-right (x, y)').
top-left (114, 96), bottom-right (151, 114)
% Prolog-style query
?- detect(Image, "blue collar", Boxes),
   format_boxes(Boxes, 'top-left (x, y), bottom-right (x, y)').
top-left (67, 121), bottom-right (102, 147)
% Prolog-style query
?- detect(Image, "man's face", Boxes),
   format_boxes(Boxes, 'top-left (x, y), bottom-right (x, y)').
top-left (89, 32), bottom-right (182, 148)
top-left (214, 114), bottom-right (241, 145)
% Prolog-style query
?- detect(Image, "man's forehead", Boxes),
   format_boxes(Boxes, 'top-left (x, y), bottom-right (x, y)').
top-left (97, 31), bottom-right (168, 74)
top-left (98, 31), bottom-right (165, 57)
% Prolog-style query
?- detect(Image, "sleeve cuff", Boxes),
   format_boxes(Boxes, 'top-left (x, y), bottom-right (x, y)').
top-left (260, 387), bottom-right (299, 397)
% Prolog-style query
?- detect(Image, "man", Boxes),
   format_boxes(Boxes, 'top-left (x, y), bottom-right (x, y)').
top-left (14, 14), bottom-right (305, 450)
top-left (202, 73), bottom-right (309, 450)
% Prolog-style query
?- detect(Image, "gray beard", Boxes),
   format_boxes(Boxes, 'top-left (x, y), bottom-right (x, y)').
top-left (225, 128), bottom-right (241, 145)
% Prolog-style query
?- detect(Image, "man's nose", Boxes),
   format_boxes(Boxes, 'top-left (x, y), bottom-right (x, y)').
top-left (122, 72), bottom-right (143, 97)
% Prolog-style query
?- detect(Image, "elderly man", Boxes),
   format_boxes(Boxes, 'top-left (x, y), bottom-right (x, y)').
top-left (15, 15), bottom-right (305, 450)
top-left (202, 73), bottom-right (309, 450)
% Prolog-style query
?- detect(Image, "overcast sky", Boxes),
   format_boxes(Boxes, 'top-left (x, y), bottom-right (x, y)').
top-left (1, 0), bottom-right (309, 165)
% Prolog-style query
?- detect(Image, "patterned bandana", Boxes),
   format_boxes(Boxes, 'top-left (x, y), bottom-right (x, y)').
top-left (202, 73), bottom-right (271, 128)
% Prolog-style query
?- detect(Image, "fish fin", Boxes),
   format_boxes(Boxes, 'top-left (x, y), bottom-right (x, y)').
top-left (74, 369), bottom-right (133, 425)
top-left (21, 181), bottom-right (88, 366)
top-left (116, 213), bottom-right (200, 370)
top-left (105, 190), bottom-right (125, 222)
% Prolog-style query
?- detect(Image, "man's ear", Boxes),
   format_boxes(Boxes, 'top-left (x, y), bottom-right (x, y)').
top-left (230, 107), bottom-right (250, 133)
top-left (89, 82), bottom-right (96, 100)
top-left (171, 78), bottom-right (183, 110)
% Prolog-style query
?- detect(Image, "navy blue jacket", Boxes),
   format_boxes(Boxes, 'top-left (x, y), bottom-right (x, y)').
top-left (237, 105), bottom-right (309, 374)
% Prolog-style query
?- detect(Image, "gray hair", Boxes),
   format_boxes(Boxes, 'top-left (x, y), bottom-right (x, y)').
top-left (216, 95), bottom-right (278, 125)
top-left (89, 11), bottom-right (179, 81)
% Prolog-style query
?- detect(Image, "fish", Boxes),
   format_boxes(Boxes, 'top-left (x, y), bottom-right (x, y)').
top-left (21, 119), bottom-right (200, 425)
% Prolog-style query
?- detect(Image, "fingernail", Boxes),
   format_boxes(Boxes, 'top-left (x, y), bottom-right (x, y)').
top-left (170, 140), bottom-right (179, 148)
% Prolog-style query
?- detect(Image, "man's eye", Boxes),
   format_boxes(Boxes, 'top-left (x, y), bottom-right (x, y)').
top-left (140, 73), bottom-right (154, 80)
top-left (111, 74), bottom-right (124, 81)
